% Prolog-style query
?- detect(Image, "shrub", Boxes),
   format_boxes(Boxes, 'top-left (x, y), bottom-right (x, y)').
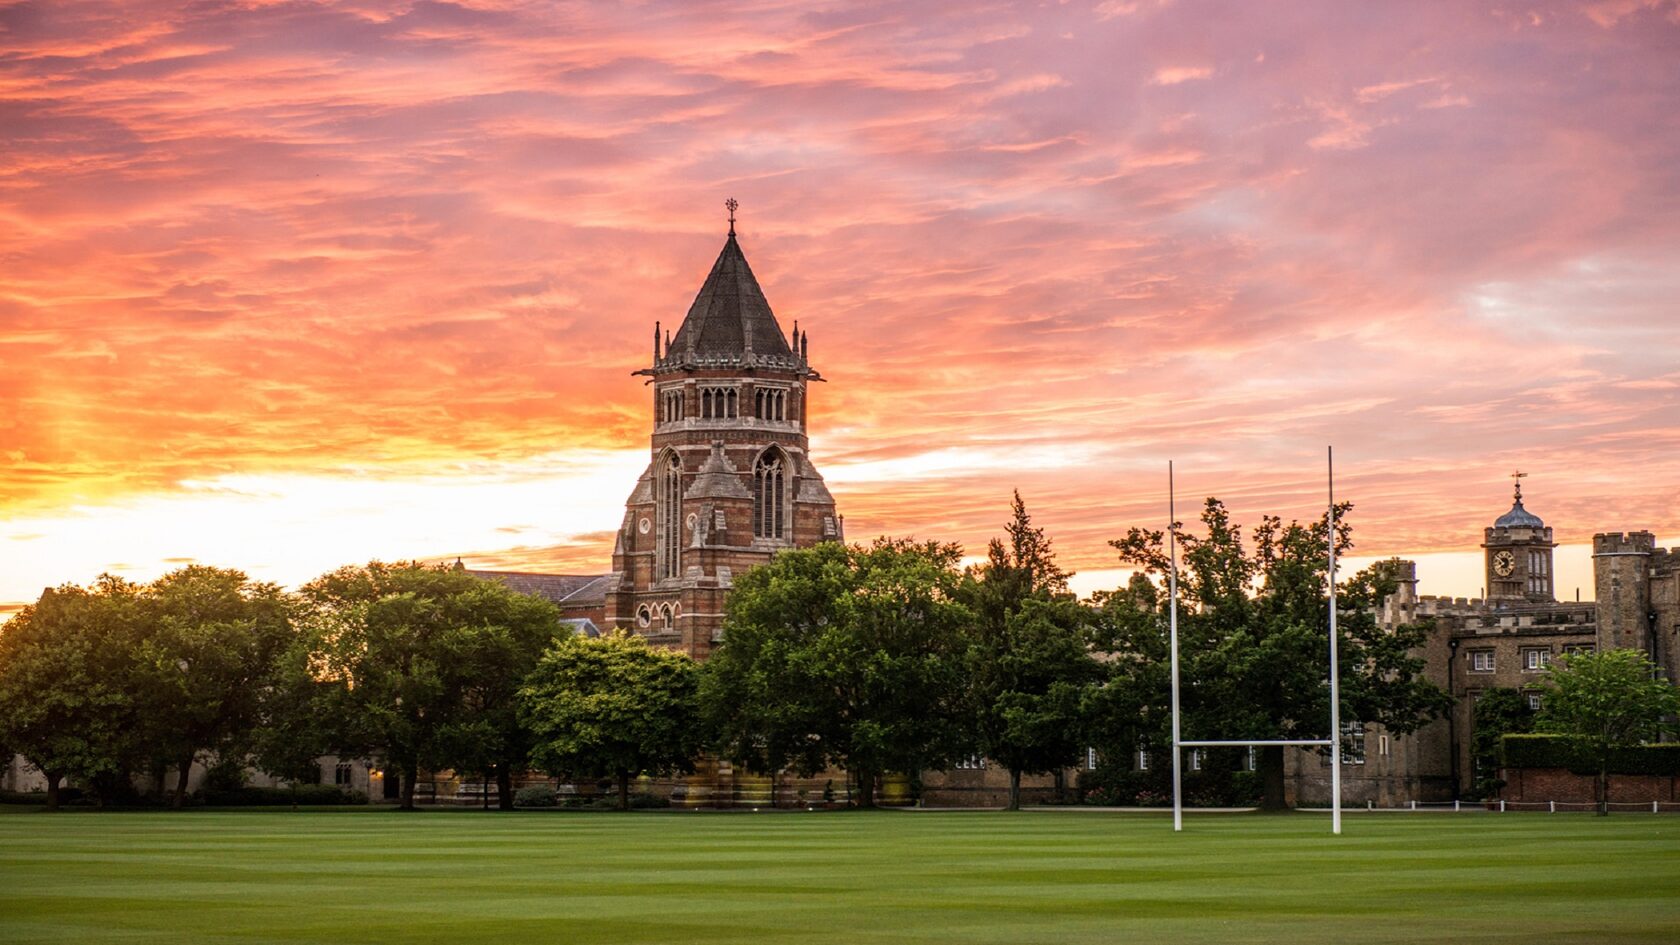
top-left (1500, 734), bottom-right (1680, 776)
top-left (202, 785), bottom-right (367, 806)
top-left (1, 788), bottom-right (82, 805)
top-left (203, 757), bottom-right (251, 793)
top-left (1078, 757), bottom-right (1259, 807)
top-left (514, 785), bottom-right (558, 808)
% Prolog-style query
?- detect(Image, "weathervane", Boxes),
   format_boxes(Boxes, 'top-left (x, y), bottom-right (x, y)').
top-left (725, 197), bottom-right (738, 235)
top-left (1511, 469), bottom-right (1527, 501)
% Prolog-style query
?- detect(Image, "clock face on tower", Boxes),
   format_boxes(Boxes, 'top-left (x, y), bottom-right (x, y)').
top-left (1492, 550), bottom-right (1515, 577)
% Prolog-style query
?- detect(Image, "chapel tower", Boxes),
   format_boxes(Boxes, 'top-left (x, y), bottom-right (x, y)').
top-left (601, 205), bottom-right (842, 657)
top-left (1482, 472), bottom-right (1555, 603)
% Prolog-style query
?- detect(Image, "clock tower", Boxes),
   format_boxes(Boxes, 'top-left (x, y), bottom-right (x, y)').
top-left (1483, 472), bottom-right (1555, 603)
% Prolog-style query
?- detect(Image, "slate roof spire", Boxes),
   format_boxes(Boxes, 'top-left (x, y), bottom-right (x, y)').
top-left (637, 204), bottom-right (819, 379)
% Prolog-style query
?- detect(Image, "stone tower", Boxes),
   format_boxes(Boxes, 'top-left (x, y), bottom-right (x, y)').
top-left (1483, 475), bottom-right (1554, 603)
top-left (601, 220), bottom-right (841, 658)
top-left (1593, 531), bottom-right (1655, 654)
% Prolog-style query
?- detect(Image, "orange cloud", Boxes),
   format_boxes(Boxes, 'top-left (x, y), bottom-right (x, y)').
top-left (2, 0), bottom-right (1678, 614)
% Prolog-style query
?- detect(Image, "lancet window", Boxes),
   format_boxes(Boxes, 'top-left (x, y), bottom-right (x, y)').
top-left (753, 448), bottom-right (787, 539)
top-left (658, 452), bottom-right (682, 578)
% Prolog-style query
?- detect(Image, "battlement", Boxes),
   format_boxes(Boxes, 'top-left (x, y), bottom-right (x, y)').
top-left (1653, 546), bottom-right (1678, 573)
top-left (1379, 557), bottom-right (1418, 582)
top-left (1592, 531), bottom-right (1656, 556)
top-left (1416, 595), bottom-right (1483, 614)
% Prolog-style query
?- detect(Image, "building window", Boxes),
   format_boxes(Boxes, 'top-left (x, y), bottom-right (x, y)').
top-left (334, 762), bottom-right (353, 786)
top-left (755, 387), bottom-right (787, 421)
top-left (1188, 749), bottom-right (1204, 772)
top-left (1136, 749), bottom-right (1150, 772)
top-left (1245, 746), bottom-right (1256, 771)
top-left (658, 452), bottom-right (682, 579)
top-left (1378, 734), bottom-right (1390, 757)
top-left (955, 755), bottom-right (986, 770)
top-left (700, 386), bottom-right (738, 419)
top-left (753, 448), bottom-right (786, 539)
top-left (1086, 747), bottom-right (1097, 770)
top-left (661, 388), bottom-right (684, 422)
top-left (1565, 644), bottom-right (1593, 657)
top-left (1341, 722), bottom-right (1366, 766)
top-left (1527, 692), bottom-right (1543, 711)
top-left (1470, 650), bottom-right (1495, 673)
top-left (1522, 648), bottom-right (1551, 672)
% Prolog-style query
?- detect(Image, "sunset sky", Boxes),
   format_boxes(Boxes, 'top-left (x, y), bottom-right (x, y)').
top-left (3, 0), bottom-right (1678, 616)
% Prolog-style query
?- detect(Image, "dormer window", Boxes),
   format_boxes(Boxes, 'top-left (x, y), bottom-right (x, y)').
top-left (700, 387), bottom-right (738, 419)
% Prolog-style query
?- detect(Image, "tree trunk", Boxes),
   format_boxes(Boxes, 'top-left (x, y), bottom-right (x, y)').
top-left (45, 771), bottom-right (62, 811)
top-left (172, 754), bottom-right (193, 809)
top-left (1598, 763), bottom-right (1610, 817)
top-left (1053, 769), bottom-right (1065, 805)
top-left (496, 766), bottom-right (514, 811)
top-left (855, 769), bottom-right (876, 809)
top-left (400, 763), bottom-right (418, 811)
top-left (617, 769), bottom-right (630, 811)
top-left (1008, 769), bottom-right (1022, 811)
top-left (1260, 744), bottom-right (1288, 811)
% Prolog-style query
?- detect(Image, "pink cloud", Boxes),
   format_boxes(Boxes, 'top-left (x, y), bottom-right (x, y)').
top-left (0, 0), bottom-right (1677, 609)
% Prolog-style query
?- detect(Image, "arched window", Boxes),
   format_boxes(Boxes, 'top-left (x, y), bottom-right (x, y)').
top-left (658, 452), bottom-right (682, 578)
top-left (753, 448), bottom-right (786, 539)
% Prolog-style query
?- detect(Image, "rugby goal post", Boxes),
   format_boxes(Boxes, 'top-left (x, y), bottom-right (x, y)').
top-left (1168, 448), bottom-right (1343, 835)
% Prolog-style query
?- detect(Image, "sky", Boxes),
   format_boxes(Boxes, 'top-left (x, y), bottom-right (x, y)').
top-left (3, 0), bottom-right (1678, 616)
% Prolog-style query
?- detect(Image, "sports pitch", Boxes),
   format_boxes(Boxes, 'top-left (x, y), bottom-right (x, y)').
top-left (2, 807), bottom-right (1676, 944)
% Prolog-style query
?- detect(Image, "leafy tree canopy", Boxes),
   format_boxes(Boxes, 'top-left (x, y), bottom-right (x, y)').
top-left (519, 632), bottom-right (703, 809)
top-left (702, 539), bottom-right (973, 807)
top-left (1537, 647), bottom-right (1680, 815)
top-left (1104, 497), bottom-right (1450, 809)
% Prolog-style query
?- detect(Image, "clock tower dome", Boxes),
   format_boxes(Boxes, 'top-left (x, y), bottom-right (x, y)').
top-left (1483, 472), bottom-right (1555, 603)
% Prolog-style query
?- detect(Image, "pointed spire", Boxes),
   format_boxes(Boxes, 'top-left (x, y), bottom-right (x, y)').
top-left (654, 320), bottom-right (662, 362)
top-left (666, 226), bottom-right (794, 361)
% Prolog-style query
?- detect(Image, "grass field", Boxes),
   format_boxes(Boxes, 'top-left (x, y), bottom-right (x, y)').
top-left (2, 807), bottom-right (1677, 944)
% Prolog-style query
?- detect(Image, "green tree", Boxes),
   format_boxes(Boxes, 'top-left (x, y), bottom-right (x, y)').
top-left (299, 561), bottom-right (560, 810)
top-left (441, 589), bottom-right (567, 810)
top-left (702, 539), bottom-right (973, 807)
top-left (248, 634), bottom-right (343, 810)
top-left (135, 566), bottom-right (295, 807)
top-left (0, 577), bottom-right (150, 809)
top-left (964, 493), bottom-right (1100, 809)
top-left (1537, 648), bottom-right (1680, 815)
top-left (519, 632), bottom-right (702, 810)
top-left (1470, 688), bottom-right (1533, 799)
top-left (1108, 498), bottom-right (1450, 809)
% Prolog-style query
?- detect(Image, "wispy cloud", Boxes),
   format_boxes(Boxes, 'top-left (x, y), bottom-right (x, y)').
top-left (2, 0), bottom-right (1678, 610)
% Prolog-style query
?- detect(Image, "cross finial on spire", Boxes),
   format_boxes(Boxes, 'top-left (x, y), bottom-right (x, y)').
top-left (725, 197), bottom-right (738, 236)
top-left (1511, 469), bottom-right (1527, 501)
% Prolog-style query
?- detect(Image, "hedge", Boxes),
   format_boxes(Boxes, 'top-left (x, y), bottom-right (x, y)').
top-left (1500, 734), bottom-right (1680, 776)
top-left (202, 785), bottom-right (369, 806)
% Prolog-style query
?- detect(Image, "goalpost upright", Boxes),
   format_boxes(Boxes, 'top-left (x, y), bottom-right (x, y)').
top-left (1168, 448), bottom-right (1343, 835)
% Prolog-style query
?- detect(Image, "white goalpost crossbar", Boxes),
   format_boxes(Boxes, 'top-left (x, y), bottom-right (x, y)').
top-left (1169, 448), bottom-right (1344, 834)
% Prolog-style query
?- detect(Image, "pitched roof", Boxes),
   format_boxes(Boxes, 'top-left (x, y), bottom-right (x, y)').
top-left (466, 570), bottom-right (611, 607)
top-left (668, 233), bottom-right (793, 360)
